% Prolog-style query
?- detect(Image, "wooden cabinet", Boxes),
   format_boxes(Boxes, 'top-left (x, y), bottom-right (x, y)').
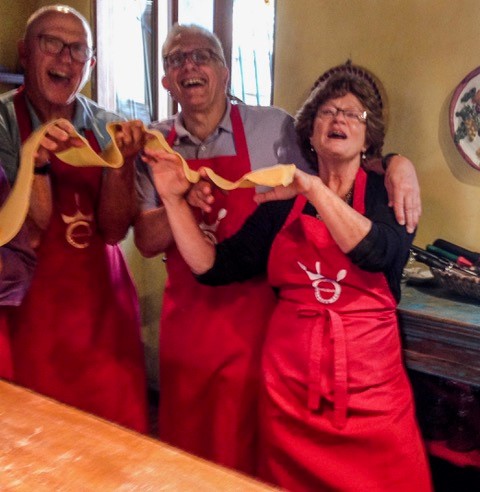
top-left (399, 285), bottom-right (480, 385)
top-left (399, 285), bottom-right (480, 467)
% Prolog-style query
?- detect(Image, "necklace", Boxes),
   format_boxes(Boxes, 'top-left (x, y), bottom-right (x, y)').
top-left (315, 187), bottom-right (353, 221)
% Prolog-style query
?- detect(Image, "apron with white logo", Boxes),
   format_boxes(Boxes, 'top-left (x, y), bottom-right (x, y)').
top-left (159, 104), bottom-right (276, 474)
top-left (259, 168), bottom-right (432, 491)
top-left (10, 88), bottom-right (148, 433)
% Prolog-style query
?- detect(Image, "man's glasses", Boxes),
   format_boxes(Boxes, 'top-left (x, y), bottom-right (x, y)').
top-left (317, 106), bottom-right (368, 124)
top-left (163, 48), bottom-right (223, 70)
top-left (37, 34), bottom-right (94, 63)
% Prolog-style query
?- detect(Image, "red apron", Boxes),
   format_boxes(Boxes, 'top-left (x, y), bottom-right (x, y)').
top-left (0, 309), bottom-right (13, 380)
top-left (259, 168), bottom-right (432, 491)
top-left (10, 88), bottom-right (148, 433)
top-left (159, 105), bottom-right (276, 474)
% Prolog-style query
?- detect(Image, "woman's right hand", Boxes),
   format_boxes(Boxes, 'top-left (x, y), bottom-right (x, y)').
top-left (254, 168), bottom-right (319, 204)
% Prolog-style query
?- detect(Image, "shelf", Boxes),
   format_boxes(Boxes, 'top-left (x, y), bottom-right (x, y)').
top-left (427, 440), bottom-right (480, 468)
top-left (0, 72), bottom-right (24, 85)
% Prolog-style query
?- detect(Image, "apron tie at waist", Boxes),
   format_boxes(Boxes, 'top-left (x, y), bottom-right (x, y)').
top-left (298, 307), bottom-right (348, 430)
top-left (297, 308), bottom-right (325, 413)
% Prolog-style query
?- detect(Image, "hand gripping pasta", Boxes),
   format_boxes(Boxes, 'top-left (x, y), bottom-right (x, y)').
top-left (0, 120), bottom-right (296, 245)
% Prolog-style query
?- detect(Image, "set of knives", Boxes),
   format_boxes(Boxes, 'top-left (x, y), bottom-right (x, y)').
top-left (411, 239), bottom-right (480, 278)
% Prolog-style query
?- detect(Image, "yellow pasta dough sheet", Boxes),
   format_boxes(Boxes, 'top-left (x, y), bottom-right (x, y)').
top-left (0, 120), bottom-right (296, 246)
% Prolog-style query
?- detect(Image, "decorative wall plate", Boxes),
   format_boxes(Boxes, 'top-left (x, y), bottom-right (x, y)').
top-left (449, 66), bottom-right (480, 171)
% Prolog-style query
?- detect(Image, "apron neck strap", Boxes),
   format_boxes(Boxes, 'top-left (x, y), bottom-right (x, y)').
top-left (167, 103), bottom-right (248, 160)
top-left (13, 86), bottom-right (33, 144)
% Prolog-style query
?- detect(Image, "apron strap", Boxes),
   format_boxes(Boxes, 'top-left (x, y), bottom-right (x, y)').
top-left (352, 167), bottom-right (367, 215)
top-left (328, 308), bottom-right (348, 429)
top-left (166, 104), bottom-right (249, 161)
top-left (13, 86), bottom-right (33, 144)
top-left (286, 195), bottom-right (307, 227)
top-left (298, 307), bottom-right (326, 411)
top-left (298, 306), bottom-right (348, 430)
top-left (14, 87), bottom-right (102, 161)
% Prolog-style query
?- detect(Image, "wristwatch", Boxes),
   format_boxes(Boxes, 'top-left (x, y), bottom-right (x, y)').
top-left (34, 162), bottom-right (51, 175)
top-left (381, 153), bottom-right (399, 171)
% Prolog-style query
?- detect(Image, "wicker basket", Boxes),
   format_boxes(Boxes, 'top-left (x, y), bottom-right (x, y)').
top-left (431, 267), bottom-right (480, 302)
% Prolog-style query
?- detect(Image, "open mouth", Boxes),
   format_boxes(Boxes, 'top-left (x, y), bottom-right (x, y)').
top-left (48, 69), bottom-right (71, 83)
top-left (328, 130), bottom-right (347, 139)
top-left (181, 77), bottom-right (206, 88)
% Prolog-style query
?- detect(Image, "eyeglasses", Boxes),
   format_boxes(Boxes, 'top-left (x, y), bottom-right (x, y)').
top-left (163, 48), bottom-right (223, 70)
top-left (37, 34), bottom-right (94, 63)
top-left (317, 106), bottom-right (367, 124)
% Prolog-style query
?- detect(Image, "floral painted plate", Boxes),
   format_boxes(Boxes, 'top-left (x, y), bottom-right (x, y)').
top-left (450, 66), bottom-right (480, 171)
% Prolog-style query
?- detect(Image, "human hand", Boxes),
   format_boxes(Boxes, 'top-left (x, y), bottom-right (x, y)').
top-left (186, 169), bottom-right (216, 213)
top-left (34, 118), bottom-right (85, 166)
top-left (384, 155), bottom-right (421, 233)
top-left (113, 120), bottom-right (146, 161)
top-left (141, 148), bottom-right (191, 201)
top-left (254, 168), bottom-right (317, 204)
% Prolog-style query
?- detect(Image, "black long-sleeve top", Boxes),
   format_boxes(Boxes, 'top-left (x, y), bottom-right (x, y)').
top-left (197, 172), bottom-right (414, 302)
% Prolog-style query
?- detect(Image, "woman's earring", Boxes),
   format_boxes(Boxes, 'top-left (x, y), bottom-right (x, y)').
top-left (361, 151), bottom-right (367, 164)
top-left (310, 146), bottom-right (316, 154)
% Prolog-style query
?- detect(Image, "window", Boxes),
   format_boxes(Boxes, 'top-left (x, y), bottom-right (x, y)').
top-left (230, 0), bottom-right (274, 105)
top-left (94, 0), bottom-right (275, 122)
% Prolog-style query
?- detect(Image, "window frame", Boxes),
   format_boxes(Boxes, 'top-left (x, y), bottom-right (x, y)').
top-left (93, 0), bottom-right (274, 119)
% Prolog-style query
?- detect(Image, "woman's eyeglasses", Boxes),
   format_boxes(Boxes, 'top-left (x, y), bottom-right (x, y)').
top-left (317, 106), bottom-right (367, 124)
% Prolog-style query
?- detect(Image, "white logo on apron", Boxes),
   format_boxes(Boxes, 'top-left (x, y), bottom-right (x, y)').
top-left (61, 193), bottom-right (94, 249)
top-left (298, 261), bottom-right (347, 304)
top-left (199, 208), bottom-right (227, 244)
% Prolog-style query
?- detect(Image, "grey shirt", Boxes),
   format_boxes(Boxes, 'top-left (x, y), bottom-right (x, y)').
top-left (136, 100), bottom-right (311, 210)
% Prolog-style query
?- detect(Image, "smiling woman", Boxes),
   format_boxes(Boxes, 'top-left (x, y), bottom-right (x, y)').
top-left (144, 69), bottom-right (431, 490)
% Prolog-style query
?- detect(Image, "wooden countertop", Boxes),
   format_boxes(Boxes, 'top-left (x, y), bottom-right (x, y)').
top-left (0, 381), bottom-right (276, 491)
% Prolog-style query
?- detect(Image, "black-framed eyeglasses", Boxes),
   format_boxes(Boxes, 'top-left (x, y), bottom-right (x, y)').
top-left (163, 48), bottom-right (223, 70)
top-left (37, 34), bottom-right (95, 63)
top-left (317, 106), bottom-right (368, 124)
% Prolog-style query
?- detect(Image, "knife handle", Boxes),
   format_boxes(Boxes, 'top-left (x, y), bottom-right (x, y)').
top-left (411, 246), bottom-right (449, 270)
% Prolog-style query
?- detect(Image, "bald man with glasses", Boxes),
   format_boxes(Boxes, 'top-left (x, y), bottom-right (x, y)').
top-left (0, 5), bottom-right (148, 434)
top-left (36, 33), bottom-right (95, 63)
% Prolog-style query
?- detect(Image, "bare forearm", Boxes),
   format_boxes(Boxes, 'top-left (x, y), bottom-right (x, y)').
top-left (163, 198), bottom-right (215, 274)
top-left (98, 163), bottom-right (137, 244)
top-left (306, 182), bottom-right (371, 253)
top-left (134, 206), bottom-right (174, 257)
